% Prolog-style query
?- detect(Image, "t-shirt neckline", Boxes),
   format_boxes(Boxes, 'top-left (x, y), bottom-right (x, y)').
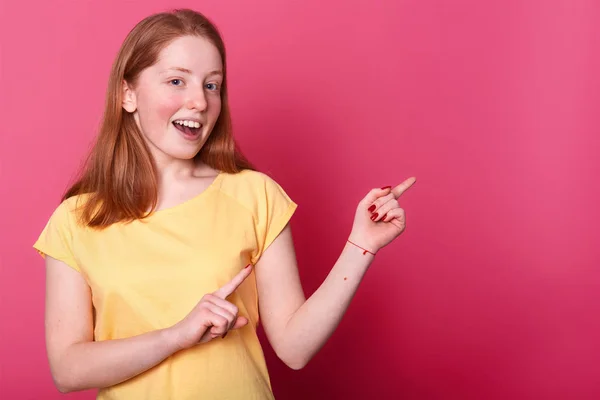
top-left (148, 171), bottom-right (224, 218)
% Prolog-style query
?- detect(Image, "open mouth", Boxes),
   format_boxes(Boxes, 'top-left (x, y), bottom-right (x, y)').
top-left (172, 120), bottom-right (203, 137)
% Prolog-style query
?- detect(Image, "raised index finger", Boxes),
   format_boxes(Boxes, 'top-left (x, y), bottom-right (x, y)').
top-left (213, 265), bottom-right (253, 299)
top-left (391, 177), bottom-right (417, 199)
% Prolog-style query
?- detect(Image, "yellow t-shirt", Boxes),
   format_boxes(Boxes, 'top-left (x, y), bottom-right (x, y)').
top-left (33, 169), bottom-right (298, 400)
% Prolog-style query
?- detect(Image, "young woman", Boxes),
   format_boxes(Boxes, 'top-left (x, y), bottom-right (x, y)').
top-left (34, 8), bottom-right (416, 400)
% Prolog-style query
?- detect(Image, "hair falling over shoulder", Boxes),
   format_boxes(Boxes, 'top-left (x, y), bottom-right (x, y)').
top-left (64, 9), bottom-right (254, 229)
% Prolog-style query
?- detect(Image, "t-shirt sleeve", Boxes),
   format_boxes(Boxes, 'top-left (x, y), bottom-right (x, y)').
top-left (33, 200), bottom-right (81, 272)
top-left (251, 173), bottom-right (298, 264)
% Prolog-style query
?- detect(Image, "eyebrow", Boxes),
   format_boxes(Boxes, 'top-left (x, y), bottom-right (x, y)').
top-left (163, 67), bottom-right (223, 77)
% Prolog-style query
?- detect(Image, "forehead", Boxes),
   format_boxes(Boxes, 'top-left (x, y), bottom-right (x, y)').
top-left (153, 35), bottom-right (223, 73)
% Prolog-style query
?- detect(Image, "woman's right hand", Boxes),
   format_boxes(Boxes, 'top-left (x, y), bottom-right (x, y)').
top-left (170, 264), bottom-right (254, 350)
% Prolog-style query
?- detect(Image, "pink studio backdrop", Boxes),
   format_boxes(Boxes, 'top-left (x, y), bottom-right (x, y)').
top-left (1, 1), bottom-right (599, 399)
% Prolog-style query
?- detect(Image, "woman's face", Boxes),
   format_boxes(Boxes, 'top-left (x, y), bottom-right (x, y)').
top-left (122, 35), bottom-right (224, 164)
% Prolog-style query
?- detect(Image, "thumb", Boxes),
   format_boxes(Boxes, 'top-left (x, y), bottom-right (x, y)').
top-left (232, 316), bottom-right (249, 330)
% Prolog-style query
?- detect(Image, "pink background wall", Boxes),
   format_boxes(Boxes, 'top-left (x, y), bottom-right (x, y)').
top-left (1, 0), bottom-right (599, 399)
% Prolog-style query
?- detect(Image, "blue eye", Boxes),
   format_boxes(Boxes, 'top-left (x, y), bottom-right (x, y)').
top-left (206, 83), bottom-right (219, 91)
top-left (170, 79), bottom-right (183, 86)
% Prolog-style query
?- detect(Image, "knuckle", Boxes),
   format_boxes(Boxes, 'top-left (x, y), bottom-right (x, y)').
top-left (198, 300), bottom-right (210, 310)
top-left (223, 309), bottom-right (235, 322)
top-left (198, 307), bottom-right (210, 318)
top-left (210, 327), bottom-right (224, 337)
top-left (364, 189), bottom-right (378, 200)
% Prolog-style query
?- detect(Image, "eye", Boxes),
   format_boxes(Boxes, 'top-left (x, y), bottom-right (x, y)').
top-left (169, 79), bottom-right (183, 86)
top-left (206, 83), bottom-right (220, 91)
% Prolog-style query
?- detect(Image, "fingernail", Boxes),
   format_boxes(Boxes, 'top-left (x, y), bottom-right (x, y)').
top-left (370, 213), bottom-right (379, 221)
top-left (222, 332), bottom-right (228, 339)
top-left (381, 186), bottom-right (391, 190)
top-left (368, 205), bottom-right (376, 213)
top-left (245, 264), bottom-right (252, 269)
top-left (382, 214), bottom-right (388, 220)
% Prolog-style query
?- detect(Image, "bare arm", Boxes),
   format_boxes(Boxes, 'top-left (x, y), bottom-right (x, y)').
top-left (256, 179), bottom-right (415, 369)
top-left (255, 225), bottom-right (373, 370)
top-left (45, 256), bottom-right (182, 392)
top-left (45, 256), bottom-right (251, 393)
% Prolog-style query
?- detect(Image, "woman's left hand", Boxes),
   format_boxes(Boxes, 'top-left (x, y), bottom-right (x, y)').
top-left (348, 177), bottom-right (417, 254)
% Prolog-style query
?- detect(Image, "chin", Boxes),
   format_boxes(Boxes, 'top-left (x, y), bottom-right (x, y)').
top-left (169, 149), bottom-right (202, 160)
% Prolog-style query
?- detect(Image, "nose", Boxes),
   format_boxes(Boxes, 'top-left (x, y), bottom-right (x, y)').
top-left (185, 87), bottom-right (208, 111)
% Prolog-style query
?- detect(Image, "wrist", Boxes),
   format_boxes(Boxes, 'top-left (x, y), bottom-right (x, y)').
top-left (342, 240), bottom-right (376, 273)
top-left (347, 234), bottom-right (378, 256)
top-left (162, 325), bottom-right (184, 353)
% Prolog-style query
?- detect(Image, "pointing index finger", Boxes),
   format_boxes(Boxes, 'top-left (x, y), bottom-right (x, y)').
top-left (214, 264), bottom-right (253, 299)
top-left (392, 177), bottom-right (417, 199)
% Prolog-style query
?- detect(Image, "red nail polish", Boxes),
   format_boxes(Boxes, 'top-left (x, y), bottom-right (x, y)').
top-left (370, 213), bottom-right (379, 221)
top-left (245, 264), bottom-right (251, 269)
top-left (382, 214), bottom-right (388, 220)
top-left (368, 205), bottom-right (376, 212)
top-left (381, 186), bottom-right (391, 190)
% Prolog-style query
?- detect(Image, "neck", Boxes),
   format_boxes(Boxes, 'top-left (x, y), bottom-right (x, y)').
top-left (155, 156), bottom-right (198, 180)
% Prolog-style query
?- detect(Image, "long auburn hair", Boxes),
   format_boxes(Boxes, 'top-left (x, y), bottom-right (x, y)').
top-left (64, 9), bottom-right (255, 228)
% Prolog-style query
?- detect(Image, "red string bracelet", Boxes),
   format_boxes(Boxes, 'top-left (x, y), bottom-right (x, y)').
top-left (347, 240), bottom-right (376, 256)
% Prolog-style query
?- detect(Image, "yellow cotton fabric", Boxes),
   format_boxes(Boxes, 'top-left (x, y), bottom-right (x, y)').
top-left (33, 169), bottom-right (297, 400)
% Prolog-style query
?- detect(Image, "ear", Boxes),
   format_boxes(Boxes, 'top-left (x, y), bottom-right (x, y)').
top-left (122, 80), bottom-right (137, 113)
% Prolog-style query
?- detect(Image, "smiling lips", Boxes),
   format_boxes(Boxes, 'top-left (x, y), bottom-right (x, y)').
top-left (172, 119), bottom-right (203, 138)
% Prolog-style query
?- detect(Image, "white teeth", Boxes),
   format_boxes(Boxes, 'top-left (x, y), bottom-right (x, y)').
top-left (174, 120), bottom-right (201, 129)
